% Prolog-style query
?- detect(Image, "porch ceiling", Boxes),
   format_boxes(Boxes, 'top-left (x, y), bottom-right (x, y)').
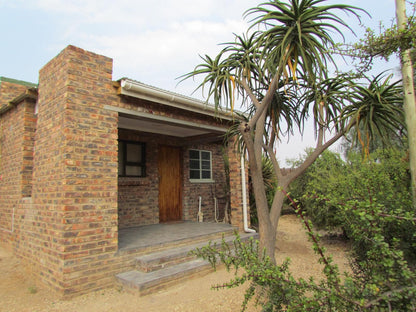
top-left (105, 105), bottom-right (228, 142)
top-left (119, 115), bottom-right (213, 138)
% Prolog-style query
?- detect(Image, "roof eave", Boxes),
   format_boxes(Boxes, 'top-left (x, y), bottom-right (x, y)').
top-left (117, 78), bottom-right (241, 122)
top-left (0, 88), bottom-right (38, 115)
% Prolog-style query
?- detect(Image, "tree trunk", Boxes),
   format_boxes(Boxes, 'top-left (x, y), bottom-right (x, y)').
top-left (239, 119), bottom-right (277, 263)
top-left (248, 154), bottom-right (276, 263)
top-left (396, 0), bottom-right (416, 206)
top-left (258, 213), bottom-right (277, 263)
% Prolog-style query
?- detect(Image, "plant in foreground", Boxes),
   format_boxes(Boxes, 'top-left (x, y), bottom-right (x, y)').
top-left (192, 191), bottom-right (416, 311)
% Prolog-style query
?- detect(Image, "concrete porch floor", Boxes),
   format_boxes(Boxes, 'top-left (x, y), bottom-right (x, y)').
top-left (118, 221), bottom-right (237, 251)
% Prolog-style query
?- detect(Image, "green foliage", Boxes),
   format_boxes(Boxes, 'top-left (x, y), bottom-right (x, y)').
top-left (336, 197), bottom-right (416, 311)
top-left (192, 231), bottom-right (343, 311)
top-left (245, 0), bottom-right (365, 83)
top-left (341, 73), bottom-right (405, 157)
top-left (335, 2), bottom-right (416, 74)
top-left (179, 0), bottom-right (407, 265)
top-left (289, 147), bottom-right (415, 263)
top-left (353, 15), bottom-right (416, 61)
top-left (288, 149), bottom-right (348, 230)
top-left (192, 189), bottom-right (416, 311)
top-left (28, 286), bottom-right (38, 294)
top-left (179, 0), bottom-right (366, 134)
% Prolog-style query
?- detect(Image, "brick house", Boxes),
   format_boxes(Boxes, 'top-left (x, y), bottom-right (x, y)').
top-left (0, 45), bottom-right (251, 296)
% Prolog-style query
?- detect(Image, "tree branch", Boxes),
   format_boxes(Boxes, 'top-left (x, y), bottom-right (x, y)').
top-left (240, 77), bottom-right (261, 109)
top-left (247, 72), bottom-right (280, 130)
top-left (364, 285), bottom-right (416, 309)
top-left (286, 129), bottom-right (346, 186)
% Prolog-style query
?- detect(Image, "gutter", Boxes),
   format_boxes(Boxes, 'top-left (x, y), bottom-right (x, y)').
top-left (241, 154), bottom-right (256, 233)
top-left (0, 103), bottom-right (15, 115)
top-left (118, 78), bottom-right (237, 121)
top-left (0, 88), bottom-right (38, 116)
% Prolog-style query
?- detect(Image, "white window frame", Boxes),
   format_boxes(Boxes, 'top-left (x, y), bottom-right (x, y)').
top-left (189, 149), bottom-right (214, 183)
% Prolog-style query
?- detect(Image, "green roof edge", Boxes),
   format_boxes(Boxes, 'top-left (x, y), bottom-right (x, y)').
top-left (0, 76), bottom-right (38, 88)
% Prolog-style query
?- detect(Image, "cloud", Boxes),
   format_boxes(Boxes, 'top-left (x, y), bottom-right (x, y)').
top-left (71, 18), bottom-right (246, 95)
top-left (12, 0), bottom-right (253, 96)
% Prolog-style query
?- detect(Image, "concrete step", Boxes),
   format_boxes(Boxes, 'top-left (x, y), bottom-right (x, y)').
top-left (116, 258), bottom-right (213, 296)
top-left (135, 232), bottom-right (257, 272)
top-left (116, 232), bottom-right (259, 296)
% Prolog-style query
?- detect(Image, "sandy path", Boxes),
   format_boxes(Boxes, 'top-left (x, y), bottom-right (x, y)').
top-left (0, 214), bottom-right (350, 312)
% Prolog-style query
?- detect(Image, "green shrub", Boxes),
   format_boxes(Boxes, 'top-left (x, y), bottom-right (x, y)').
top-left (289, 147), bottom-right (415, 263)
top-left (193, 146), bottom-right (416, 311)
top-left (192, 192), bottom-right (416, 311)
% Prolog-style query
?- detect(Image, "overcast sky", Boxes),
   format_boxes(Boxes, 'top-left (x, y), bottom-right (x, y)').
top-left (0, 0), bottom-right (404, 164)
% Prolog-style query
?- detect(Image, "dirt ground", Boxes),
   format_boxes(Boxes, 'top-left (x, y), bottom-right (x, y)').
top-left (0, 214), bottom-right (350, 312)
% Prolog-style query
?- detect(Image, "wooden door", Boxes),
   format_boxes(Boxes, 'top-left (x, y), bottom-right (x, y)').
top-left (158, 145), bottom-right (182, 222)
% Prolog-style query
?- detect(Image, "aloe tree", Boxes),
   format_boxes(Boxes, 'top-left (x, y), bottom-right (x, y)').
top-left (181, 0), bottom-right (405, 262)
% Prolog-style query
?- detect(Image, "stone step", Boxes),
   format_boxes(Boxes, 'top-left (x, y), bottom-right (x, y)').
top-left (116, 258), bottom-right (213, 296)
top-left (116, 232), bottom-right (259, 296)
top-left (135, 232), bottom-right (257, 272)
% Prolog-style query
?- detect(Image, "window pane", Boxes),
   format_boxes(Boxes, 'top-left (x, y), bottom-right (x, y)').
top-left (201, 151), bottom-right (210, 160)
top-left (126, 165), bottom-right (142, 176)
top-left (126, 143), bottom-right (142, 162)
top-left (202, 170), bottom-right (211, 179)
top-left (189, 149), bottom-right (212, 180)
top-left (190, 159), bottom-right (200, 170)
top-left (201, 160), bottom-right (210, 170)
top-left (190, 170), bottom-right (200, 179)
top-left (189, 150), bottom-right (199, 159)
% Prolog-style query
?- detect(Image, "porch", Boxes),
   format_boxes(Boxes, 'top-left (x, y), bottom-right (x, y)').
top-left (118, 221), bottom-right (237, 252)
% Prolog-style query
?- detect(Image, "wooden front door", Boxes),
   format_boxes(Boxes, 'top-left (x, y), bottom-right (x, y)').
top-left (158, 145), bottom-right (182, 222)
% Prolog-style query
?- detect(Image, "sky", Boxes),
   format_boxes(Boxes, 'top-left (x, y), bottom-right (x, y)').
top-left (0, 0), bottom-right (404, 164)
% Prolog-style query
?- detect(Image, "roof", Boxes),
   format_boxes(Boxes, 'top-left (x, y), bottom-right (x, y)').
top-left (0, 77), bottom-right (38, 115)
top-left (0, 76), bottom-right (38, 88)
top-left (116, 78), bottom-right (240, 121)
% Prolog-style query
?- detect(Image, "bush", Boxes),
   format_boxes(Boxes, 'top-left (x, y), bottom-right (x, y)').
top-left (289, 148), bottom-right (415, 263)
top-left (288, 150), bottom-right (348, 231)
top-left (192, 194), bottom-right (416, 311)
top-left (192, 147), bottom-right (416, 311)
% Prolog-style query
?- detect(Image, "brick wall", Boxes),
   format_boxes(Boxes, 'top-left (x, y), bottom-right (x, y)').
top-left (118, 129), bottom-right (229, 228)
top-left (0, 45), bottom-right (248, 297)
top-left (117, 129), bottom-right (165, 228)
top-left (183, 143), bottom-right (229, 222)
top-left (26, 45), bottom-right (119, 295)
top-left (227, 140), bottom-right (249, 230)
top-left (0, 78), bottom-right (37, 246)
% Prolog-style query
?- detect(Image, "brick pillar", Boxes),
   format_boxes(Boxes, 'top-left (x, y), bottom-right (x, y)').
top-left (32, 45), bottom-right (119, 295)
top-left (227, 141), bottom-right (249, 231)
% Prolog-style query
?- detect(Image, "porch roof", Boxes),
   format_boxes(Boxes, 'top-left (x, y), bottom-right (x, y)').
top-left (105, 105), bottom-right (228, 142)
top-left (116, 78), bottom-right (237, 121)
top-left (112, 78), bottom-right (241, 141)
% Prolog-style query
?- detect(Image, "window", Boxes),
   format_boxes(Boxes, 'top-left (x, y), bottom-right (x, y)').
top-left (189, 149), bottom-right (212, 181)
top-left (118, 140), bottom-right (146, 177)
